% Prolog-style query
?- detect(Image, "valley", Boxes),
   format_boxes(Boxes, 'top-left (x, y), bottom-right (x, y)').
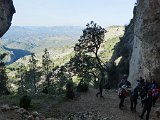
top-left (1, 26), bottom-right (124, 66)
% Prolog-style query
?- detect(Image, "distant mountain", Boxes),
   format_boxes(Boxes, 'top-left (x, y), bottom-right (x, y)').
top-left (1, 26), bottom-right (125, 65)
top-left (2, 26), bottom-right (83, 52)
top-left (1, 26), bottom-right (83, 64)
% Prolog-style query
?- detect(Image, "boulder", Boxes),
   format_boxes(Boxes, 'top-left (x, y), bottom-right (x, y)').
top-left (0, 104), bottom-right (10, 112)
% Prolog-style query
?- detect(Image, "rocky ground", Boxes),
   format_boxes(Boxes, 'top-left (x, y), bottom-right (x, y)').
top-left (0, 89), bottom-right (160, 120)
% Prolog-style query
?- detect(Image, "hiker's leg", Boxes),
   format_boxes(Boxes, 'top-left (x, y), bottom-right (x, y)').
top-left (96, 92), bottom-right (100, 97)
top-left (140, 106), bottom-right (147, 118)
top-left (100, 88), bottom-right (103, 97)
top-left (146, 107), bottom-right (151, 120)
top-left (134, 99), bottom-right (137, 111)
top-left (130, 99), bottom-right (133, 111)
top-left (119, 97), bottom-right (124, 108)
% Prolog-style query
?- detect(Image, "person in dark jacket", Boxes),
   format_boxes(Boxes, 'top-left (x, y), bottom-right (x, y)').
top-left (139, 77), bottom-right (145, 87)
top-left (139, 90), bottom-right (153, 120)
top-left (130, 86), bottom-right (139, 111)
top-left (118, 75), bottom-right (131, 88)
top-left (139, 86), bottom-right (148, 107)
top-left (119, 85), bottom-right (128, 109)
top-left (96, 76), bottom-right (104, 98)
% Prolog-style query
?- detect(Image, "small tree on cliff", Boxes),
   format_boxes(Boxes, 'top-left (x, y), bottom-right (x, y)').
top-left (74, 21), bottom-right (106, 77)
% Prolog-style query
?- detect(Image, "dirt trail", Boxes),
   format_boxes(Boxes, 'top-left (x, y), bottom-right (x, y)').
top-left (59, 89), bottom-right (160, 120)
top-left (0, 89), bottom-right (159, 120)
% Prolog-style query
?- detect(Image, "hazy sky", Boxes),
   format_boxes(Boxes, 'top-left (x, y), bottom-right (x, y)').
top-left (12, 0), bottom-right (136, 27)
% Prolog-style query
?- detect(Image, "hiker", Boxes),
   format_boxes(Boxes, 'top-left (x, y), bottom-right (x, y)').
top-left (118, 85), bottom-right (128, 109)
top-left (144, 80), bottom-right (151, 90)
top-left (124, 79), bottom-right (131, 88)
top-left (139, 90), bottom-right (153, 120)
top-left (130, 86), bottom-right (139, 111)
top-left (137, 77), bottom-right (145, 89)
top-left (118, 75), bottom-right (127, 88)
top-left (118, 74), bottom-right (131, 88)
top-left (139, 86), bottom-right (148, 107)
top-left (151, 80), bottom-right (158, 90)
top-left (152, 88), bottom-right (160, 106)
top-left (96, 76), bottom-right (104, 98)
top-left (140, 77), bottom-right (145, 87)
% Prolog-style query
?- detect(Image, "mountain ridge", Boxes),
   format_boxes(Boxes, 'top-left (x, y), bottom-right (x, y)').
top-left (0, 26), bottom-right (124, 65)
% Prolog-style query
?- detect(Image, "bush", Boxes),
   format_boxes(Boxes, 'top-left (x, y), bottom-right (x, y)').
top-left (77, 80), bottom-right (88, 92)
top-left (19, 95), bottom-right (31, 110)
top-left (66, 80), bottom-right (75, 99)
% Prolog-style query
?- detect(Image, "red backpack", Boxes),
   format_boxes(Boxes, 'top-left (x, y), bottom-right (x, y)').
top-left (119, 89), bottom-right (128, 97)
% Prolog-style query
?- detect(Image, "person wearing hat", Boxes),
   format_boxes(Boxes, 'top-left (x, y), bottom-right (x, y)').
top-left (119, 85), bottom-right (128, 109)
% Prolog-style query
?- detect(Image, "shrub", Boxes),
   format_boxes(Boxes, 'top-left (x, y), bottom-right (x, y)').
top-left (19, 95), bottom-right (31, 110)
top-left (66, 80), bottom-right (75, 99)
top-left (77, 80), bottom-right (88, 92)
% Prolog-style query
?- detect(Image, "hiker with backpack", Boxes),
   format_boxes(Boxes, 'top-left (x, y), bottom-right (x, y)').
top-left (118, 85), bottom-right (128, 109)
top-left (151, 80), bottom-right (158, 90)
top-left (152, 88), bottom-right (160, 106)
top-left (118, 74), bottom-right (131, 88)
top-left (139, 90), bottom-right (153, 120)
top-left (130, 86), bottom-right (139, 111)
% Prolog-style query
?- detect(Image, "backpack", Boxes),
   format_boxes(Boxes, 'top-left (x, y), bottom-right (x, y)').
top-left (152, 89), bottom-right (159, 98)
top-left (118, 88), bottom-right (128, 98)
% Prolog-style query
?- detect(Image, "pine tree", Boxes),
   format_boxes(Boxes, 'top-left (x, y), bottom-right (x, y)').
top-left (29, 53), bottom-right (38, 93)
top-left (42, 48), bottom-right (52, 88)
top-left (17, 64), bottom-right (27, 94)
top-left (0, 53), bottom-right (9, 94)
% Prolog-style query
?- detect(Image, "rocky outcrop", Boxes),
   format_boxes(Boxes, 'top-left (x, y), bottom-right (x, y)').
top-left (128, 0), bottom-right (160, 85)
top-left (0, 104), bottom-right (45, 120)
top-left (0, 0), bottom-right (15, 37)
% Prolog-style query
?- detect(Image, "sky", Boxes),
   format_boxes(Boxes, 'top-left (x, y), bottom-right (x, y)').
top-left (12, 0), bottom-right (136, 27)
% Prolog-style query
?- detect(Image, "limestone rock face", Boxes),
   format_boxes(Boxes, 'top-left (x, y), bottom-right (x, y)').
top-left (128, 0), bottom-right (160, 85)
top-left (0, 0), bottom-right (15, 37)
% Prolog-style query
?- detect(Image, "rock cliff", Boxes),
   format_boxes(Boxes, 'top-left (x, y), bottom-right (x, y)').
top-left (0, 0), bottom-right (15, 37)
top-left (110, 8), bottom-right (135, 82)
top-left (128, 0), bottom-right (160, 85)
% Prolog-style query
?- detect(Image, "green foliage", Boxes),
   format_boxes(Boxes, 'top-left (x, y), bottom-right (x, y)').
top-left (70, 21), bottom-right (106, 87)
top-left (0, 53), bottom-right (9, 94)
top-left (100, 36), bottom-right (122, 62)
top-left (16, 64), bottom-right (27, 94)
top-left (69, 53), bottom-right (99, 79)
top-left (3, 25), bottom-right (125, 94)
top-left (52, 65), bottom-right (71, 95)
top-left (42, 48), bottom-right (53, 88)
top-left (28, 53), bottom-right (39, 93)
top-left (42, 48), bottom-right (52, 73)
top-left (74, 21), bottom-right (106, 55)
